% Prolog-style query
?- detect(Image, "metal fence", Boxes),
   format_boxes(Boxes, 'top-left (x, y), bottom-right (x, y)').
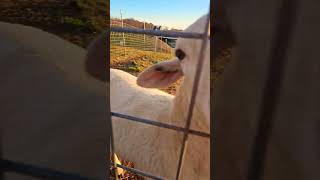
top-left (110, 7), bottom-right (211, 180)
top-left (110, 18), bottom-right (174, 59)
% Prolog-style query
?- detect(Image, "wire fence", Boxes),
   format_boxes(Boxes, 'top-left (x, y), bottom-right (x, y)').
top-left (110, 7), bottom-right (211, 180)
top-left (110, 18), bottom-right (175, 60)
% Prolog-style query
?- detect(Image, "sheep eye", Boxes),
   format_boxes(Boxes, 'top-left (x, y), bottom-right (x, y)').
top-left (175, 49), bottom-right (186, 61)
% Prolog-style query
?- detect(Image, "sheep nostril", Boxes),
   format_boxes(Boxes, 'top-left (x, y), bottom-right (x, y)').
top-left (155, 66), bottom-right (164, 71)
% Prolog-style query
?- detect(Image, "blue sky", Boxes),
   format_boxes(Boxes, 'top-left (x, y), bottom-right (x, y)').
top-left (110, 0), bottom-right (210, 30)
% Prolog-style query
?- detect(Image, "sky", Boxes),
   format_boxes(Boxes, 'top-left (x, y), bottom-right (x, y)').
top-left (110, 0), bottom-right (210, 30)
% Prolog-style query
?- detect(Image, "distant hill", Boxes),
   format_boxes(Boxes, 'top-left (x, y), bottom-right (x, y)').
top-left (125, 18), bottom-right (154, 29)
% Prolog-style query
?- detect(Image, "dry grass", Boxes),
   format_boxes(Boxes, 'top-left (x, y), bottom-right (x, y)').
top-left (109, 155), bottom-right (144, 180)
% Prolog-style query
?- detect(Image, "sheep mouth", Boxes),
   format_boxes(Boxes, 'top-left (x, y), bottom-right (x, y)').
top-left (154, 66), bottom-right (166, 72)
top-left (155, 66), bottom-right (183, 75)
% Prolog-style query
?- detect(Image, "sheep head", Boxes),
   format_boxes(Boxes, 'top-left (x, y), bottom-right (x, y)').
top-left (137, 14), bottom-right (210, 126)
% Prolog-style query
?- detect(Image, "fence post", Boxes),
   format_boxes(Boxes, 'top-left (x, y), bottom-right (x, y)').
top-left (154, 36), bottom-right (157, 52)
top-left (120, 10), bottom-right (126, 57)
top-left (143, 21), bottom-right (146, 51)
top-left (160, 36), bottom-right (163, 53)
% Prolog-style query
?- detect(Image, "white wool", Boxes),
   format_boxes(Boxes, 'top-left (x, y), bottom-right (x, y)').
top-left (110, 15), bottom-right (210, 180)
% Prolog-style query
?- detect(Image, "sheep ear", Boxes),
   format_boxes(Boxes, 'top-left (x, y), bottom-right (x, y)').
top-left (85, 31), bottom-right (109, 82)
top-left (137, 58), bottom-right (183, 88)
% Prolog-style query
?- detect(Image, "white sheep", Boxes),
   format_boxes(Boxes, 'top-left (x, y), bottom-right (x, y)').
top-left (86, 14), bottom-right (210, 180)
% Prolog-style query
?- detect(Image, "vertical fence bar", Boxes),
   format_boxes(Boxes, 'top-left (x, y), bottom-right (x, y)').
top-left (175, 10), bottom-right (210, 180)
top-left (247, 0), bottom-right (298, 179)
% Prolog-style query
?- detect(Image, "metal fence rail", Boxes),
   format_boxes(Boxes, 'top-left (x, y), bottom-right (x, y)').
top-left (110, 162), bottom-right (165, 180)
top-left (111, 112), bottom-right (210, 138)
top-left (110, 6), bottom-right (210, 180)
top-left (110, 27), bottom-right (209, 39)
top-left (0, 159), bottom-right (97, 180)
